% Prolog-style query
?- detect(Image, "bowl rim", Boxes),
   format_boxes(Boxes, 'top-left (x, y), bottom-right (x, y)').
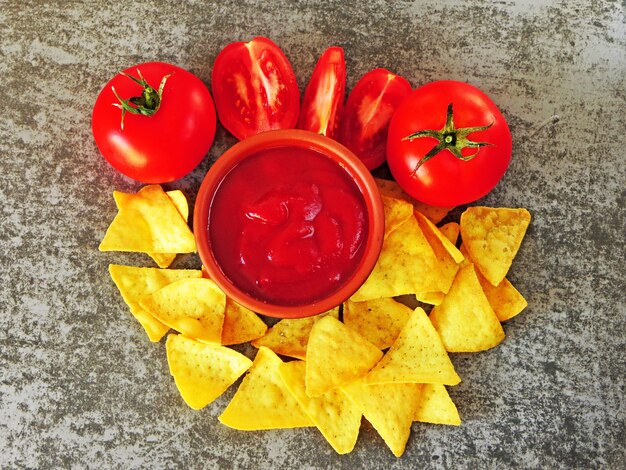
top-left (193, 129), bottom-right (384, 319)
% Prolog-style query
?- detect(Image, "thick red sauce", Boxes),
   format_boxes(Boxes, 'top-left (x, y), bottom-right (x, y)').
top-left (209, 146), bottom-right (368, 306)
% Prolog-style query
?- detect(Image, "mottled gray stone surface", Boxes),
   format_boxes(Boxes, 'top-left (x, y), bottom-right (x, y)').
top-left (1, 0), bottom-right (624, 468)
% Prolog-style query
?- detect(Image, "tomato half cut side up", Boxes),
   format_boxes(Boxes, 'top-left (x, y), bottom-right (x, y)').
top-left (211, 37), bottom-right (300, 140)
top-left (298, 46), bottom-right (346, 138)
top-left (338, 68), bottom-right (412, 170)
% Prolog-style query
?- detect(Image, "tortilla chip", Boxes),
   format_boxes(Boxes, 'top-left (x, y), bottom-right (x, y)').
top-left (477, 275), bottom-right (528, 322)
top-left (342, 379), bottom-right (422, 457)
top-left (108, 264), bottom-right (202, 342)
top-left (165, 190), bottom-right (189, 220)
top-left (279, 361), bottom-right (362, 454)
top-left (460, 207), bottom-right (531, 286)
top-left (381, 195), bottom-right (414, 239)
top-left (438, 222), bottom-right (460, 246)
top-left (365, 307), bottom-right (461, 385)
top-left (460, 244), bottom-right (528, 322)
top-left (306, 316), bottom-right (383, 397)
top-left (219, 347), bottom-right (313, 430)
top-left (166, 334), bottom-right (252, 410)
top-left (414, 384), bottom-right (461, 426)
top-left (458, 243), bottom-right (473, 268)
top-left (343, 298), bottom-right (411, 350)
top-left (221, 298), bottom-right (268, 345)
top-left (250, 308), bottom-right (339, 360)
top-left (414, 211), bottom-right (461, 294)
top-left (150, 190), bottom-right (189, 268)
top-left (430, 264), bottom-right (505, 352)
top-left (148, 253), bottom-right (177, 269)
top-left (351, 216), bottom-right (445, 301)
top-left (374, 177), bottom-right (453, 224)
top-left (100, 185), bottom-right (196, 254)
top-left (414, 292), bottom-right (445, 306)
top-left (415, 211), bottom-right (464, 264)
top-left (139, 278), bottom-right (225, 343)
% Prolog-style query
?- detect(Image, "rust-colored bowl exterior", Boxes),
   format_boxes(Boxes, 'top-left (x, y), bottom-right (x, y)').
top-left (194, 129), bottom-right (384, 319)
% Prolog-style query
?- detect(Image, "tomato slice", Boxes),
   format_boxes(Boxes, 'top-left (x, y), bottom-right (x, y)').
top-left (211, 37), bottom-right (300, 140)
top-left (298, 46), bottom-right (346, 138)
top-left (338, 68), bottom-right (412, 170)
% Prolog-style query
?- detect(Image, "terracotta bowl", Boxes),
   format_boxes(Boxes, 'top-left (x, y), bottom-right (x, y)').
top-left (193, 129), bottom-right (384, 318)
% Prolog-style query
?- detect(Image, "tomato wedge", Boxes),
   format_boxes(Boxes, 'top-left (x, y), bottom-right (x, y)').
top-left (211, 37), bottom-right (300, 140)
top-left (298, 46), bottom-right (346, 138)
top-left (338, 68), bottom-right (412, 170)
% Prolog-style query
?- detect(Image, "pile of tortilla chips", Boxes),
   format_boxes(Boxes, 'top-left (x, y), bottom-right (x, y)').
top-left (101, 181), bottom-right (531, 457)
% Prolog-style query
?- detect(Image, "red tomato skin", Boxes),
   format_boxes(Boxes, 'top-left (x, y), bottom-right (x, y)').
top-left (387, 80), bottom-right (512, 206)
top-left (298, 46), bottom-right (346, 138)
top-left (92, 62), bottom-right (216, 183)
top-left (338, 68), bottom-right (412, 170)
top-left (211, 37), bottom-right (300, 140)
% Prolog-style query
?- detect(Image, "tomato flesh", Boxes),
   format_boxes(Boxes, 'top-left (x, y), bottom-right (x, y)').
top-left (387, 80), bottom-right (512, 206)
top-left (92, 62), bottom-right (216, 183)
top-left (338, 68), bottom-right (412, 170)
top-left (212, 37), bottom-right (300, 140)
top-left (298, 46), bottom-right (346, 138)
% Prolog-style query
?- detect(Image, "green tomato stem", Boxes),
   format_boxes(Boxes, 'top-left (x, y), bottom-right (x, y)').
top-left (402, 103), bottom-right (494, 176)
top-left (111, 69), bottom-right (172, 129)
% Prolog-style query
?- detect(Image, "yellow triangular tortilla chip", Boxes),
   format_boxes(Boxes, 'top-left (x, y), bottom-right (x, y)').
top-left (375, 178), bottom-right (453, 224)
top-left (219, 347), bottom-right (313, 430)
top-left (381, 195), bottom-right (414, 239)
top-left (279, 361), bottom-right (362, 454)
top-left (365, 307), bottom-right (461, 385)
top-left (148, 254), bottom-right (178, 269)
top-left (113, 189), bottom-right (189, 268)
top-left (414, 211), bottom-right (461, 295)
top-left (342, 379), bottom-right (421, 457)
top-left (430, 264), bottom-right (505, 352)
top-left (460, 207), bottom-right (531, 286)
top-left (108, 264), bottom-right (202, 342)
top-left (250, 308), bottom-right (339, 360)
top-left (351, 216), bottom-right (445, 301)
top-left (150, 190), bottom-right (189, 268)
top-left (221, 298), bottom-right (267, 345)
top-left (477, 275), bottom-right (527, 322)
top-left (100, 185), bottom-right (196, 254)
top-left (458, 242), bottom-right (473, 268)
top-left (414, 291), bottom-right (445, 305)
top-left (460, 244), bottom-right (527, 322)
top-left (343, 298), bottom-right (411, 350)
top-left (164, 190), bottom-right (189, 220)
top-left (414, 384), bottom-right (461, 425)
top-left (139, 278), bottom-right (225, 343)
top-left (438, 222), bottom-right (460, 246)
top-left (306, 316), bottom-right (383, 397)
top-left (166, 334), bottom-right (252, 410)
top-left (415, 211), bottom-right (464, 264)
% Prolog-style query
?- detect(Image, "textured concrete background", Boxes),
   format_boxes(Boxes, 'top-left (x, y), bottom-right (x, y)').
top-left (1, 0), bottom-right (624, 468)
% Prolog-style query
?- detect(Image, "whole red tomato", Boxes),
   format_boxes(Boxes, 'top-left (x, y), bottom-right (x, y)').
top-left (211, 37), bottom-right (300, 140)
top-left (298, 46), bottom-right (346, 138)
top-left (338, 68), bottom-right (412, 170)
top-left (387, 80), bottom-right (512, 206)
top-left (92, 62), bottom-right (216, 183)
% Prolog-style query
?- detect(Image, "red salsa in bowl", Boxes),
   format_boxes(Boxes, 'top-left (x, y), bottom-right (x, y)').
top-left (194, 129), bottom-right (384, 318)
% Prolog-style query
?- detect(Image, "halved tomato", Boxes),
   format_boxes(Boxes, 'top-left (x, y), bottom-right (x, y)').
top-left (338, 68), bottom-right (412, 170)
top-left (298, 46), bottom-right (346, 138)
top-left (212, 37), bottom-right (300, 140)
